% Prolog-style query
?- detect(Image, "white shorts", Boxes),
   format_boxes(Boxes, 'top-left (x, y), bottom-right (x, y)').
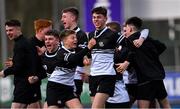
top-left (107, 80), bottom-right (130, 103)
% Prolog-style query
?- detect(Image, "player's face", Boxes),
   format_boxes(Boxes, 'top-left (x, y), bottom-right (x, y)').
top-left (61, 12), bottom-right (74, 29)
top-left (45, 35), bottom-right (59, 53)
top-left (39, 26), bottom-right (52, 40)
top-left (123, 24), bottom-right (132, 38)
top-left (92, 13), bottom-right (107, 30)
top-left (5, 26), bottom-right (20, 40)
top-left (63, 34), bottom-right (77, 49)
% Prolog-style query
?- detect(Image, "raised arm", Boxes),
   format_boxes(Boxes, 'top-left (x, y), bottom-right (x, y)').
top-left (133, 29), bottom-right (149, 47)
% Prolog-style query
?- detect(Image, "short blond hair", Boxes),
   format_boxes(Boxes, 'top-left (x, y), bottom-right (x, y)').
top-left (106, 21), bottom-right (121, 32)
top-left (34, 19), bottom-right (52, 32)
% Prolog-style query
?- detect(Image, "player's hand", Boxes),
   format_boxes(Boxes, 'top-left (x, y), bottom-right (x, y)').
top-left (0, 71), bottom-right (5, 77)
top-left (36, 46), bottom-right (46, 55)
top-left (133, 37), bottom-right (145, 48)
top-left (28, 76), bottom-right (39, 84)
top-left (83, 56), bottom-right (91, 66)
top-left (88, 38), bottom-right (96, 49)
top-left (115, 61), bottom-right (130, 74)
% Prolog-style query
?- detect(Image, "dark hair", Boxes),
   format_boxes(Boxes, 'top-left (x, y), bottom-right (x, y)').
top-left (91, 6), bottom-right (107, 17)
top-left (125, 17), bottom-right (142, 30)
top-left (5, 19), bottom-right (21, 27)
top-left (60, 29), bottom-right (76, 40)
top-left (45, 29), bottom-right (60, 39)
top-left (62, 7), bottom-right (79, 20)
top-left (106, 21), bottom-right (121, 32)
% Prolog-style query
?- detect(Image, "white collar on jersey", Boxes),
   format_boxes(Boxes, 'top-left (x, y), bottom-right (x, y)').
top-left (61, 45), bottom-right (75, 53)
top-left (74, 27), bottom-right (81, 33)
top-left (94, 27), bottom-right (108, 38)
top-left (45, 46), bottom-right (61, 58)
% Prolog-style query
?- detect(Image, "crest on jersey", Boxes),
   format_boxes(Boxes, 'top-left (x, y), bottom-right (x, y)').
top-left (99, 41), bottom-right (104, 47)
top-left (43, 65), bottom-right (47, 70)
top-left (57, 100), bottom-right (62, 104)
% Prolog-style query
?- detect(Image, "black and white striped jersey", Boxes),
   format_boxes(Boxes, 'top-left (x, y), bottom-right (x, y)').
top-left (73, 27), bottom-right (88, 80)
top-left (88, 27), bottom-right (120, 76)
top-left (41, 46), bottom-right (90, 86)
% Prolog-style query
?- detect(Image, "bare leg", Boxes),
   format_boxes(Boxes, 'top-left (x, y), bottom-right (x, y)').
top-left (48, 105), bottom-right (59, 109)
top-left (138, 100), bottom-right (151, 108)
top-left (149, 99), bottom-right (160, 108)
top-left (158, 97), bottom-right (171, 109)
top-left (11, 102), bottom-right (27, 109)
top-left (90, 96), bottom-right (94, 103)
top-left (91, 93), bottom-right (109, 108)
top-left (65, 98), bottom-right (83, 109)
top-left (43, 101), bottom-right (48, 109)
top-left (27, 101), bottom-right (42, 109)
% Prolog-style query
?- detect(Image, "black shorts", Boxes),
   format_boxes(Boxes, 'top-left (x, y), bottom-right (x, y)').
top-left (46, 81), bottom-right (77, 107)
top-left (74, 79), bottom-right (83, 96)
top-left (105, 102), bottom-right (130, 108)
top-left (125, 84), bottom-right (138, 99)
top-left (30, 82), bottom-right (42, 103)
top-left (13, 78), bottom-right (37, 104)
top-left (89, 75), bottom-right (116, 97)
top-left (137, 80), bottom-right (168, 101)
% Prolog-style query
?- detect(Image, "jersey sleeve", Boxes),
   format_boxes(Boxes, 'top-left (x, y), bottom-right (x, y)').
top-left (64, 47), bottom-right (90, 66)
top-left (140, 29), bottom-right (149, 39)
